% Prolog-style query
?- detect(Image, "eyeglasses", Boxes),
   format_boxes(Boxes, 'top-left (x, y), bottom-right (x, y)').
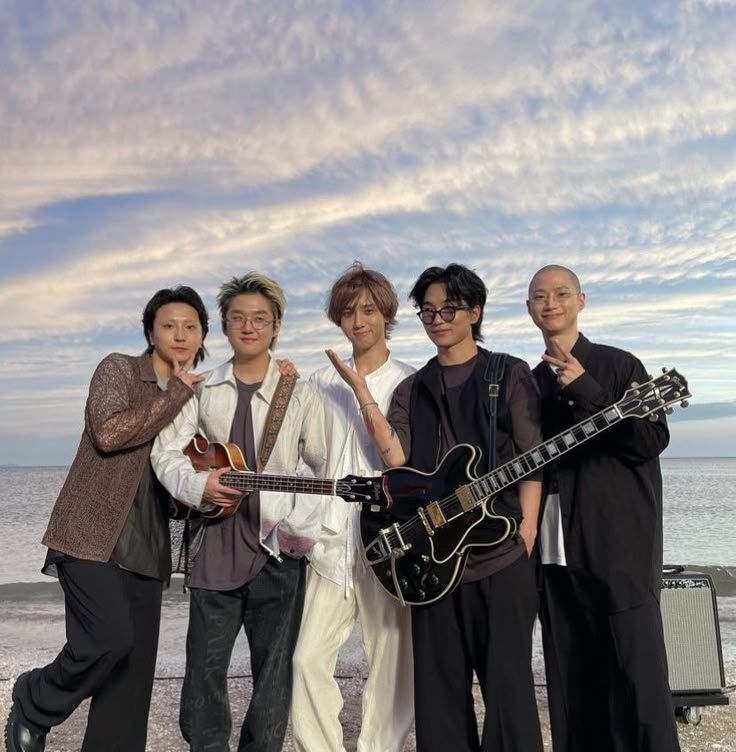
top-left (417, 306), bottom-right (470, 325)
top-left (225, 314), bottom-right (274, 330)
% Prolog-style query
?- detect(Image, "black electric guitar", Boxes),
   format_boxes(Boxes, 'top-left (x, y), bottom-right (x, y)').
top-left (172, 435), bottom-right (386, 519)
top-left (359, 368), bottom-right (691, 606)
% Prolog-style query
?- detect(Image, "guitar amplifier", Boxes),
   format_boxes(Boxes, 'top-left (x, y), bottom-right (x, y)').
top-left (660, 569), bottom-right (726, 696)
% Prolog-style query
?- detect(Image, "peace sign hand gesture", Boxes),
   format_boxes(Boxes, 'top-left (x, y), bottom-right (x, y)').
top-left (173, 356), bottom-right (204, 390)
top-left (541, 339), bottom-right (585, 387)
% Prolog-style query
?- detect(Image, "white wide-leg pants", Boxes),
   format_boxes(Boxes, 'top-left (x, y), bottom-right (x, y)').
top-left (291, 562), bottom-right (414, 752)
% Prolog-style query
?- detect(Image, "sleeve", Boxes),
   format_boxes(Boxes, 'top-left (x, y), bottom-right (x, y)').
top-left (387, 373), bottom-right (415, 459)
top-left (85, 354), bottom-right (193, 453)
top-left (561, 352), bottom-right (669, 464)
top-left (298, 383), bottom-right (328, 478)
top-left (505, 361), bottom-right (544, 482)
top-left (150, 390), bottom-right (210, 509)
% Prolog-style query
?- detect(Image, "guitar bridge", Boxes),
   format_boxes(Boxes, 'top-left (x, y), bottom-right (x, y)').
top-left (417, 505), bottom-right (435, 536)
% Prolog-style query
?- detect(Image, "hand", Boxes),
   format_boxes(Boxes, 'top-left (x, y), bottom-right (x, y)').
top-left (325, 349), bottom-right (367, 395)
top-left (275, 358), bottom-right (300, 379)
top-left (518, 520), bottom-right (537, 557)
top-left (173, 356), bottom-right (205, 390)
top-left (202, 467), bottom-right (243, 508)
top-left (541, 340), bottom-right (585, 387)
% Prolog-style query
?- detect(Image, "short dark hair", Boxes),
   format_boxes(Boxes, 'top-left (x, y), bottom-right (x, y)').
top-left (409, 263), bottom-right (486, 342)
top-left (326, 261), bottom-right (399, 338)
top-left (142, 286), bottom-right (209, 366)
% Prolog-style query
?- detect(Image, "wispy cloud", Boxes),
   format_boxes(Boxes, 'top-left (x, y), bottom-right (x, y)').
top-left (0, 0), bottom-right (734, 460)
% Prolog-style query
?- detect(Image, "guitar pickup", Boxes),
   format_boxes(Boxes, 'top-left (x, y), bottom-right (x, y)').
top-left (419, 502), bottom-right (446, 533)
top-left (456, 485), bottom-right (475, 512)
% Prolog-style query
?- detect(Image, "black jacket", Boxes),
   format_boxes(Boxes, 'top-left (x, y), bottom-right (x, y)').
top-left (533, 333), bottom-right (669, 612)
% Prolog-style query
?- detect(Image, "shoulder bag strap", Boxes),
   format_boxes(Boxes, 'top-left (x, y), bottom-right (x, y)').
top-left (483, 352), bottom-right (507, 471)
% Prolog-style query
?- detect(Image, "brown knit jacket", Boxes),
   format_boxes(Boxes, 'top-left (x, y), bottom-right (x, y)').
top-left (42, 352), bottom-right (193, 561)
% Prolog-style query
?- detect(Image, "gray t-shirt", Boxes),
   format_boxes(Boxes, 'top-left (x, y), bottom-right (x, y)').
top-left (187, 378), bottom-right (268, 591)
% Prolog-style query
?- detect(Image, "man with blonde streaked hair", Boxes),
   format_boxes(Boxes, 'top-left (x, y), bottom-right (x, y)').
top-left (527, 264), bottom-right (680, 752)
top-left (152, 272), bottom-right (327, 752)
top-left (291, 262), bottom-right (415, 752)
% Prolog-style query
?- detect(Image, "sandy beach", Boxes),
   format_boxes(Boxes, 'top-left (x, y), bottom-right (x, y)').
top-left (1, 578), bottom-right (734, 751)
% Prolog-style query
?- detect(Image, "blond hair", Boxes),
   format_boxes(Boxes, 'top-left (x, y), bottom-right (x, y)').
top-left (217, 272), bottom-right (286, 348)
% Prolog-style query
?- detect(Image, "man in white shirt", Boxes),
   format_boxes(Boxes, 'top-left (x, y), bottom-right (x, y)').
top-left (291, 263), bottom-right (415, 752)
top-left (151, 272), bottom-right (326, 752)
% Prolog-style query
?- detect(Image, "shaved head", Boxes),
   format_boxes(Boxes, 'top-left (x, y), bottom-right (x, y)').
top-left (528, 265), bottom-right (581, 297)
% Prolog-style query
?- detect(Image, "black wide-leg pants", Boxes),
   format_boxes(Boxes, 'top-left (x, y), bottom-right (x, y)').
top-left (179, 555), bottom-right (306, 752)
top-left (539, 564), bottom-right (681, 752)
top-left (411, 552), bottom-right (543, 752)
top-left (15, 558), bottom-right (163, 752)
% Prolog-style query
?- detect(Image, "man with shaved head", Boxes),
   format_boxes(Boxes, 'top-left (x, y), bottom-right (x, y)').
top-left (527, 265), bottom-right (680, 752)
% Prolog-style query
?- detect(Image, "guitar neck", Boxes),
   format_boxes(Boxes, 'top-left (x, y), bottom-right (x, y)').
top-left (470, 401), bottom-right (627, 502)
top-left (221, 471), bottom-right (337, 496)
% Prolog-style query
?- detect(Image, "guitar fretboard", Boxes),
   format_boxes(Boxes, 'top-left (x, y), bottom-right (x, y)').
top-left (221, 472), bottom-right (337, 496)
top-left (429, 403), bottom-right (627, 524)
top-left (470, 405), bottom-right (623, 502)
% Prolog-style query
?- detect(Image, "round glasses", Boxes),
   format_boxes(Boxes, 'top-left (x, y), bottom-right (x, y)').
top-left (416, 305), bottom-right (470, 325)
top-left (225, 314), bottom-right (274, 330)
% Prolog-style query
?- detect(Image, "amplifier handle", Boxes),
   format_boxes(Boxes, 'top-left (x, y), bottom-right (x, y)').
top-left (662, 564), bottom-right (686, 574)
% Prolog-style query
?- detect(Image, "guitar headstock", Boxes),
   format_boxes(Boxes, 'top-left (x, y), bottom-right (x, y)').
top-left (617, 368), bottom-right (691, 421)
top-left (335, 475), bottom-right (388, 507)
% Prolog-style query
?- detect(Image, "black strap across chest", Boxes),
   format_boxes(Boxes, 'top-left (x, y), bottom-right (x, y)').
top-left (484, 352), bottom-right (507, 471)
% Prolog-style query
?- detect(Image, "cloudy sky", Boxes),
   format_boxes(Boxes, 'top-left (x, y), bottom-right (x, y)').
top-left (1, 0), bottom-right (734, 464)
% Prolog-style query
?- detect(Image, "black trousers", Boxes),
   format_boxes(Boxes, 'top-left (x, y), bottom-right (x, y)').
top-left (411, 553), bottom-right (543, 752)
top-left (540, 564), bottom-right (681, 752)
top-left (179, 556), bottom-right (306, 752)
top-left (14, 559), bottom-right (163, 752)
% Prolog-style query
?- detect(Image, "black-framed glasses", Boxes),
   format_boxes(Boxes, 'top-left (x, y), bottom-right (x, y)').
top-left (417, 305), bottom-right (470, 325)
top-left (225, 313), bottom-right (274, 330)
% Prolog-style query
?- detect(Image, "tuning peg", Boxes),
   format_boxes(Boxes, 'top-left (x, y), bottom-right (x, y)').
top-left (665, 407), bottom-right (674, 415)
top-left (662, 367), bottom-right (668, 374)
top-left (680, 400), bottom-right (689, 408)
top-left (648, 414), bottom-right (659, 422)
top-left (630, 381), bottom-right (639, 388)
top-left (647, 374), bottom-right (653, 380)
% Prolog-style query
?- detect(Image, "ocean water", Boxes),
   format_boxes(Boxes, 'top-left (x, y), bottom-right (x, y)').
top-left (1, 459), bottom-right (734, 585)
top-left (0, 460), bottom-right (734, 679)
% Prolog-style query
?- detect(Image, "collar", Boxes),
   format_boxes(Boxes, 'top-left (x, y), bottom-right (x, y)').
top-left (138, 352), bottom-right (158, 383)
top-left (570, 332), bottom-right (592, 362)
top-left (205, 356), bottom-right (282, 404)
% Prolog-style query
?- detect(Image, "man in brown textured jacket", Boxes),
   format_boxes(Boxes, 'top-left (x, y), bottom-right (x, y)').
top-left (5, 287), bottom-right (211, 752)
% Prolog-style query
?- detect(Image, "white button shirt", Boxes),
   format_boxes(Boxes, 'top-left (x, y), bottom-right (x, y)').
top-left (307, 354), bottom-right (415, 592)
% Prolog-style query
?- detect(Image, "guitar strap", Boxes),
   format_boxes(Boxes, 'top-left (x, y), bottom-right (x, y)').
top-left (171, 373), bottom-right (297, 591)
top-left (484, 352), bottom-right (507, 471)
top-left (257, 374), bottom-right (297, 473)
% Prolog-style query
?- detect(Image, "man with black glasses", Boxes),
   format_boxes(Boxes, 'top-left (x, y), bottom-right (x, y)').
top-left (329, 263), bottom-right (544, 752)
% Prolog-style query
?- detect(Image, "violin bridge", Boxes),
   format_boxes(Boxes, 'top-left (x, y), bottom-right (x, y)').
top-left (456, 485), bottom-right (475, 512)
